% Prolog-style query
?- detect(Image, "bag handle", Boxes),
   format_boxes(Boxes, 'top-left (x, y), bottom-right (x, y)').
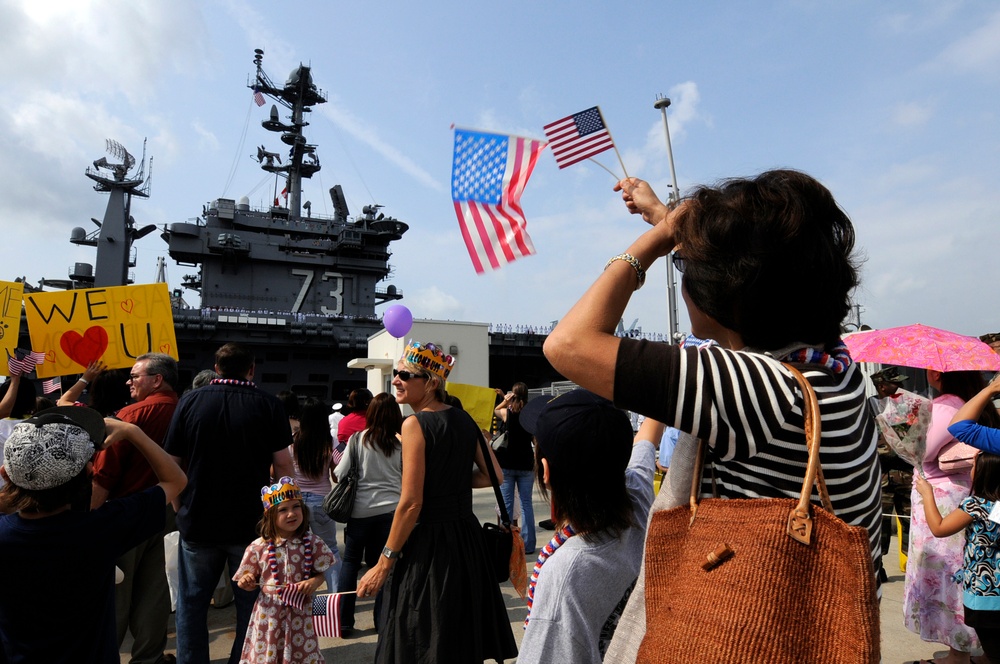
top-left (688, 363), bottom-right (832, 546)
top-left (476, 431), bottom-right (512, 528)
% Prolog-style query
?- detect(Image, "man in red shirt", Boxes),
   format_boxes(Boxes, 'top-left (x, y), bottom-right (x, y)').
top-left (92, 352), bottom-right (180, 664)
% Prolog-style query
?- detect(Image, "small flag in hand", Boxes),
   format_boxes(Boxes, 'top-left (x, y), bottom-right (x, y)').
top-left (331, 442), bottom-right (346, 466)
top-left (543, 106), bottom-right (614, 169)
top-left (42, 378), bottom-right (61, 395)
top-left (451, 129), bottom-right (546, 274)
top-left (312, 593), bottom-right (342, 638)
top-left (279, 584), bottom-right (309, 611)
top-left (8, 351), bottom-right (45, 376)
top-left (253, 87), bottom-right (266, 107)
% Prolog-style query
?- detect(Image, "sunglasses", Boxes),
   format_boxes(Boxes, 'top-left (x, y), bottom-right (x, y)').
top-left (672, 253), bottom-right (686, 273)
top-left (393, 369), bottom-right (427, 381)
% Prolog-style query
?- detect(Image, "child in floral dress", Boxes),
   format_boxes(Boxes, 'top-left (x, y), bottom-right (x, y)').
top-left (916, 453), bottom-right (1000, 663)
top-left (235, 477), bottom-right (336, 663)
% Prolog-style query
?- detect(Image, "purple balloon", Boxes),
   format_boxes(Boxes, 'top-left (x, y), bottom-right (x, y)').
top-left (383, 305), bottom-right (413, 338)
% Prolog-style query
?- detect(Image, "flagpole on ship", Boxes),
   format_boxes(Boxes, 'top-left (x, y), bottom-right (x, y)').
top-left (654, 94), bottom-right (681, 342)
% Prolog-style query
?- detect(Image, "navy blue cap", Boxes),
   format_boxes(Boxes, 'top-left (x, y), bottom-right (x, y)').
top-left (520, 388), bottom-right (633, 472)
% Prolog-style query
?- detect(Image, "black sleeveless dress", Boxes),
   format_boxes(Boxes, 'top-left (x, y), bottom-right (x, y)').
top-left (375, 407), bottom-right (518, 663)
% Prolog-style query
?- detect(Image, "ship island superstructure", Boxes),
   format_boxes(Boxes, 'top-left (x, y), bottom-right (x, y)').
top-left (31, 49), bottom-right (562, 401)
top-left (159, 50), bottom-right (408, 399)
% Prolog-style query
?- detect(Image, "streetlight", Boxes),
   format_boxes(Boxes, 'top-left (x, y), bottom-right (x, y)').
top-left (654, 94), bottom-right (681, 340)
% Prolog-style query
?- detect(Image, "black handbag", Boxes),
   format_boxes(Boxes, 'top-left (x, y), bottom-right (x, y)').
top-left (476, 432), bottom-right (513, 583)
top-left (323, 432), bottom-right (361, 523)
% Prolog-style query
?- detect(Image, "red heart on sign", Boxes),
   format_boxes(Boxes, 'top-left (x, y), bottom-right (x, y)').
top-left (60, 326), bottom-right (109, 367)
top-left (159, 343), bottom-right (171, 354)
top-left (120, 299), bottom-right (135, 314)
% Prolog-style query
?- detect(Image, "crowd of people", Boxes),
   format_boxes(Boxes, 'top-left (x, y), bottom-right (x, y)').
top-left (1, 167), bottom-right (1000, 663)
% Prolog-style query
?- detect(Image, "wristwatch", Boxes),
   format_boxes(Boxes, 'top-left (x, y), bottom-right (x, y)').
top-left (382, 546), bottom-right (402, 560)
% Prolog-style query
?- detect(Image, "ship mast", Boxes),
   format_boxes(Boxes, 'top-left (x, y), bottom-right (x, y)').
top-left (250, 49), bottom-right (326, 219)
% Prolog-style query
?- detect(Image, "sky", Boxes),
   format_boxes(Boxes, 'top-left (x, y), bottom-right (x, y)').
top-left (2, 0), bottom-right (999, 339)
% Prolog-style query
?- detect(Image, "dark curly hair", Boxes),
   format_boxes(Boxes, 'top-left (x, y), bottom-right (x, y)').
top-left (674, 169), bottom-right (859, 349)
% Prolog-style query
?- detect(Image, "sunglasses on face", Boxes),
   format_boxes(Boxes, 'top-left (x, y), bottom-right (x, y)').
top-left (672, 253), bottom-right (686, 273)
top-left (393, 369), bottom-right (427, 381)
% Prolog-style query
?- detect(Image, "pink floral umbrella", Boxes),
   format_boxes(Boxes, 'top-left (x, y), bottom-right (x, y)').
top-left (844, 323), bottom-right (1000, 372)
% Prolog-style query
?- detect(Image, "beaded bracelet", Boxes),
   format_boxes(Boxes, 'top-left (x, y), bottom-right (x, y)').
top-left (604, 253), bottom-right (646, 290)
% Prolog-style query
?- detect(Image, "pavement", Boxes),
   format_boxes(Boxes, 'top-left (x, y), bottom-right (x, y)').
top-left (122, 493), bottom-right (960, 663)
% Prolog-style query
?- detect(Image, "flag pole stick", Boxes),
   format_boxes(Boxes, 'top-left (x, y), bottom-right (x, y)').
top-left (587, 158), bottom-right (621, 180)
top-left (654, 94), bottom-right (680, 341)
top-left (596, 106), bottom-right (629, 179)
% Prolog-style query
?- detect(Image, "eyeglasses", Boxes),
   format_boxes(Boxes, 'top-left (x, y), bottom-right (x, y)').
top-left (393, 369), bottom-right (427, 381)
top-left (671, 253), bottom-right (686, 273)
top-left (128, 373), bottom-right (157, 382)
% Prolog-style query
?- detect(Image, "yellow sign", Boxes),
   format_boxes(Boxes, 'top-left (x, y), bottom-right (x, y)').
top-left (24, 283), bottom-right (178, 378)
top-left (444, 382), bottom-right (499, 433)
top-left (0, 280), bottom-right (24, 375)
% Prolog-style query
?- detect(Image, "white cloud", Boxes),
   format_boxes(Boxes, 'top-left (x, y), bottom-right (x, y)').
top-left (890, 102), bottom-right (934, 128)
top-left (408, 286), bottom-right (464, 320)
top-left (934, 10), bottom-right (1000, 73)
top-left (318, 102), bottom-right (443, 192)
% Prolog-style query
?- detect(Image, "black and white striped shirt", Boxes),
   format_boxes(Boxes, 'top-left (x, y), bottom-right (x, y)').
top-left (615, 339), bottom-right (883, 574)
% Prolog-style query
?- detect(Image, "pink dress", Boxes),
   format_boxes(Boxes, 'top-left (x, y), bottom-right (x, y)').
top-left (234, 533), bottom-right (335, 663)
top-left (903, 394), bottom-right (980, 652)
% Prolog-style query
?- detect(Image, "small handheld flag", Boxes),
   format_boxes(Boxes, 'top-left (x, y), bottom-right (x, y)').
top-left (8, 351), bottom-right (45, 377)
top-left (451, 129), bottom-right (546, 274)
top-left (279, 584), bottom-right (309, 611)
top-left (312, 593), bottom-right (343, 638)
top-left (543, 106), bottom-right (615, 169)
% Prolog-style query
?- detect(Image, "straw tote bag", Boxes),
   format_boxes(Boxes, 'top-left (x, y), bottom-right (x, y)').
top-left (637, 365), bottom-right (880, 663)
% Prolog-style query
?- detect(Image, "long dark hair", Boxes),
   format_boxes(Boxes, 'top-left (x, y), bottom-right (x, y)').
top-left (973, 453), bottom-right (1000, 502)
top-left (362, 393), bottom-right (403, 457)
top-left (293, 398), bottom-right (332, 478)
top-left (347, 388), bottom-right (373, 414)
top-left (509, 382), bottom-right (528, 414)
top-left (940, 371), bottom-right (1000, 429)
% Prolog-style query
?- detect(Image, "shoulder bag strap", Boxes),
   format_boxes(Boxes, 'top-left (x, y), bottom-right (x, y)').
top-left (476, 431), bottom-right (511, 528)
top-left (687, 363), bottom-right (831, 545)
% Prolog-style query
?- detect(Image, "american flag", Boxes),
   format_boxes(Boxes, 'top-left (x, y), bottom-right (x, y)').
top-left (331, 442), bottom-right (346, 466)
top-left (42, 378), bottom-right (61, 395)
top-left (543, 106), bottom-right (614, 169)
top-left (279, 584), bottom-right (309, 611)
top-left (451, 129), bottom-right (546, 274)
top-left (312, 593), bottom-right (342, 638)
top-left (7, 351), bottom-right (45, 376)
top-left (253, 87), bottom-right (266, 107)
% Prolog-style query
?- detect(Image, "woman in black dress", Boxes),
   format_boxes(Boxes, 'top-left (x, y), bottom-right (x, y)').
top-left (357, 341), bottom-right (517, 663)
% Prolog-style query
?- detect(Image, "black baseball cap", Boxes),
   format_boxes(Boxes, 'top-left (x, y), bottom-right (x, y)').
top-left (520, 389), bottom-right (633, 473)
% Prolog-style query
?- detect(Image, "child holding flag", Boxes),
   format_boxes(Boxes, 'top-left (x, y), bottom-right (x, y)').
top-left (235, 477), bottom-right (335, 663)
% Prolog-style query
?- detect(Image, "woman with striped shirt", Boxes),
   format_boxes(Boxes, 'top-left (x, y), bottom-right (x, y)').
top-left (544, 170), bottom-right (883, 662)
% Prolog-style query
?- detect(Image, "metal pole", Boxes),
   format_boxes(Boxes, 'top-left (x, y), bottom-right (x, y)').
top-left (654, 94), bottom-right (681, 340)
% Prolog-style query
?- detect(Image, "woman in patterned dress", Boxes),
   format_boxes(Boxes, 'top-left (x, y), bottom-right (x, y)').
top-left (905, 370), bottom-right (998, 663)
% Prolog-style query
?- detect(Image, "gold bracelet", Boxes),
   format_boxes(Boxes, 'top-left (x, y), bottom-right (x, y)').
top-left (604, 253), bottom-right (646, 290)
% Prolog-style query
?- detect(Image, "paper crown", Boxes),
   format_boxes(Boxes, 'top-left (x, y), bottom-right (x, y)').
top-left (261, 476), bottom-right (302, 510)
top-left (403, 340), bottom-right (456, 381)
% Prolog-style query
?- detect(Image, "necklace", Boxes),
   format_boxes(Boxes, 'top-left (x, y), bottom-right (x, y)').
top-left (524, 523), bottom-right (576, 627)
top-left (266, 533), bottom-right (313, 587)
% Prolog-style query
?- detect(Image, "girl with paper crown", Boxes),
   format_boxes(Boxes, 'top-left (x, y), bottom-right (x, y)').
top-left (234, 477), bottom-right (336, 663)
top-left (357, 341), bottom-right (517, 663)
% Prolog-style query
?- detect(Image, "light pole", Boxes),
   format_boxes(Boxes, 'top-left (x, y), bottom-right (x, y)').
top-left (654, 94), bottom-right (681, 340)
